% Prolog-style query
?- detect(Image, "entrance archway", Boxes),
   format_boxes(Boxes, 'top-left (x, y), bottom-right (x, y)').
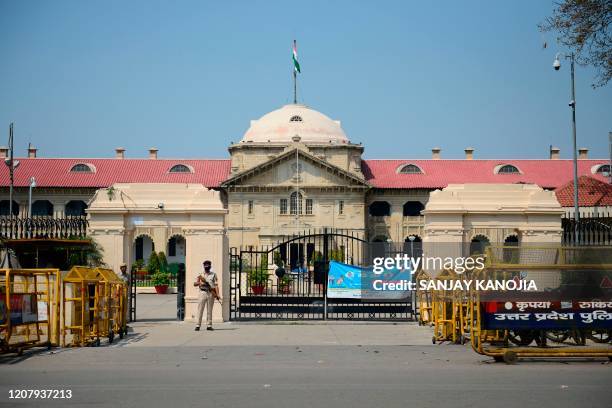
top-left (133, 234), bottom-right (154, 264)
top-left (168, 234), bottom-right (187, 321)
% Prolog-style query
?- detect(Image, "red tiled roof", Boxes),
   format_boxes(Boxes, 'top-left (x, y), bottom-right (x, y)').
top-left (555, 175), bottom-right (612, 207)
top-left (361, 159), bottom-right (609, 189)
top-left (1, 157), bottom-right (608, 191)
top-left (0, 158), bottom-right (231, 188)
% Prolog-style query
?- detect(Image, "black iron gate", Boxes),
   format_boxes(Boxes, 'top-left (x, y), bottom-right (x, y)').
top-left (128, 263), bottom-right (186, 322)
top-left (230, 229), bottom-right (414, 321)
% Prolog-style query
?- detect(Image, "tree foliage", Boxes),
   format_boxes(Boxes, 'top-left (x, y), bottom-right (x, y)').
top-left (540, 0), bottom-right (612, 88)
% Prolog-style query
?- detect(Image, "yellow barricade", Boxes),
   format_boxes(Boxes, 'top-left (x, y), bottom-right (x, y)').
top-left (469, 245), bottom-right (612, 364)
top-left (415, 270), bottom-right (433, 326)
top-left (93, 268), bottom-right (128, 343)
top-left (61, 266), bottom-right (102, 347)
top-left (431, 269), bottom-right (463, 344)
top-left (0, 268), bottom-right (61, 355)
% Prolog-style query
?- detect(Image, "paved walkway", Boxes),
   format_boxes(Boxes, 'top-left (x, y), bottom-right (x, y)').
top-left (127, 293), bottom-right (433, 347)
top-left (123, 320), bottom-right (434, 347)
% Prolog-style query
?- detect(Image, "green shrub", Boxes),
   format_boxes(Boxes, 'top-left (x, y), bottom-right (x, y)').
top-left (131, 259), bottom-right (145, 272)
top-left (151, 271), bottom-right (171, 286)
top-left (248, 269), bottom-right (269, 287)
top-left (147, 251), bottom-right (160, 274)
top-left (157, 251), bottom-right (169, 273)
top-left (260, 253), bottom-right (269, 272)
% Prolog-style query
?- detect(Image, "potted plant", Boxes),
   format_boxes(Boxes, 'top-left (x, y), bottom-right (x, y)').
top-left (273, 251), bottom-right (286, 278)
top-left (151, 271), bottom-right (171, 294)
top-left (131, 259), bottom-right (146, 280)
top-left (278, 274), bottom-right (293, 294)
top-left (248, 268), bottom-right (269, 295)
top-left (147, 252), bottom-right (165, 292)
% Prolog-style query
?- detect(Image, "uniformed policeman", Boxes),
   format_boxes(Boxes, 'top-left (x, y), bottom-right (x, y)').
top-left (194, 260), bottom-right (219, 331)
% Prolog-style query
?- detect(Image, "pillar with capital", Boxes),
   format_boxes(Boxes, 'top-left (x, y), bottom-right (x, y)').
top-left (184, 227), bottom-right (229, 322)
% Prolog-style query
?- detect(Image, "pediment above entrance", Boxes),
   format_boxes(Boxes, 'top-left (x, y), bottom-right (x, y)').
top-left (221, 148), bottom-right (369, 191)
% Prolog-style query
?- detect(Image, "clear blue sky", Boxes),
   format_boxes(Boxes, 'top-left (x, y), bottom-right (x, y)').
top-left (0, 0), bottom-right (610, 160)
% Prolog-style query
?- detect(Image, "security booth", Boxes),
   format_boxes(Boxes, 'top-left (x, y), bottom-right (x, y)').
top-left (61, 266), bottom-right (102, 347)
top-left (469, 245), bottom-right (612, 363)
top-left (0, 268), bottom-right (61, 355)
top-left (93, 267), bottom-right (128, 342)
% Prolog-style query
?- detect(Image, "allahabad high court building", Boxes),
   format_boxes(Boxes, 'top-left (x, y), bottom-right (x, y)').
top-left (1, 103), bottom-right (611, 321)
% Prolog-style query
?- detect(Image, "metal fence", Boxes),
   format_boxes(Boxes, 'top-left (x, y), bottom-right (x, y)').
top-left (230, 228), bottom-right (415, 321)
top-left (131, 272), bottom-right (178, 287)
top-left (0, 216), bottom-right (88, 240)
top-left (562, 210), bottom-right (612, 245)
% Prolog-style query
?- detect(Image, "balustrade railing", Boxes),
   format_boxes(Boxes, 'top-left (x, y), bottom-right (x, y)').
top-left (0, 216), bottom-right (88, 240)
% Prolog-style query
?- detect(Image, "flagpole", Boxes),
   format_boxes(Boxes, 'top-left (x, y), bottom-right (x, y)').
top-left (293, 39), bottom-right (297, 104)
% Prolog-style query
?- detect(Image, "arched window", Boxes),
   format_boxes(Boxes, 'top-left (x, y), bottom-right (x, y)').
top-left (369, 201), bottom-right (391, 216)
top-left (595, 164), bottom-right (610, 175)
top-left (169, 164), bottom-right (193, 173)
top-left (0, 200), bottom-right (19, 216)
top-left (497, 164), bottom-right (520, 174)
top-left (505, 235), bottom-right (519, 244)
top-left (470, 235), bottom-right (490, 255)
top-left (290, 115), bottom-right (303, 122)
top-left (398, 164), bottom-right (423, 174)
top-left (70, 163), bottom-right (94, 173)
top-left (32, 200), bottom-right (53, 216)
top-left (290, 192), bottom-right (303, 215)
top-left (65, 200), bottom-right (87, 216)
top-left (503, 235), bottom-right (520, 263)
top-left (403, 201), bottom-right (424, 216)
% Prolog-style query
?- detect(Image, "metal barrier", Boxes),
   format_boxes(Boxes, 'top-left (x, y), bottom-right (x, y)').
top-left (415, 270), bottom-right (433, 326)
top-left (431, 269), bottom-right (466, 344)
top-left (93, 268), bottom-right (128, 343)
top-left (0, 268), bottom-right (61, 355)
top-left (469, 245), bottom-right (612, 363)
top-left (61, 266), bottom-right (102, 347)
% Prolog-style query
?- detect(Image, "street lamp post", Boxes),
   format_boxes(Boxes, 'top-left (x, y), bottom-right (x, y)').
top-left (4, 123), bottom-right (20, 217)
top-left (553, 52), bottom-right (580, 241)
top-left (608, 132), bottom-right (612, 184)
top-left (407, 235), bottom-right (416, 258)
top-left (28, 176), bottom-right (36, 217)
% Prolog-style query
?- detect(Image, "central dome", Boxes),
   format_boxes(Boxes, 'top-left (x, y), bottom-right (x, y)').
top-left (241, 104), bottom-right (349, 144)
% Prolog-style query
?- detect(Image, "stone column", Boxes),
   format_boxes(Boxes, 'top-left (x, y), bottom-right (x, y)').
top-left (184, 227), bottom-right (229, 322)
top-left (89, 227), bottom-right (126, 272)
top-left (54, 202), bottom-right (66, 218)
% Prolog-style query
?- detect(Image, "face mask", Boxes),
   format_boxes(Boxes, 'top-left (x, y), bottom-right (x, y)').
top-left (204, 266), bottom-right (211, 272)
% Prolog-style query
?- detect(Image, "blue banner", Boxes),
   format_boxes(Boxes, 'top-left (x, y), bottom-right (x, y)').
top-left (327, 260), bottom-right (413, 299)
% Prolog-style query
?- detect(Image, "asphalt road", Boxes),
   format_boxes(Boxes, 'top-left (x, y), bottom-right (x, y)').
top-left (1, 294), bottom-right (610, 408)
top-left (1, 342), bottom-right (611, 408)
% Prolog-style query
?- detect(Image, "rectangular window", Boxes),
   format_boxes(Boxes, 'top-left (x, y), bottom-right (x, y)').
top-left (168, 237), bottom-right (176, 257)
top-left (280, 199), bottom-right (288, 215)
top-left (338, 200), bottom-right (344, 215)
top-left (135, 237), bottom-right (143, 261)
top-left (305, 199), bottom-right (313, 215)
top-left (248, 200), bottom-right (254, 215)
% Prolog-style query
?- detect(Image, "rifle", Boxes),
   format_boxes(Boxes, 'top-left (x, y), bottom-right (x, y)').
top-left (195, 275), bottom-right (221, 302)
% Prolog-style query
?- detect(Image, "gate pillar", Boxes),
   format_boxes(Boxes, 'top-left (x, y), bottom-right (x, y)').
top-left (184, 228), bottom-right (229, 323)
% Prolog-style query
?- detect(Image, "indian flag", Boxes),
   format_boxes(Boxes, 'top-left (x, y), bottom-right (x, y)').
top-left (292, 40), bottom-right (301, 73)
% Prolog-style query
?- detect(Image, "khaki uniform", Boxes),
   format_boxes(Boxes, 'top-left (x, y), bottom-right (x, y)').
top-left (195, 271), bottom-right (217, 327)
